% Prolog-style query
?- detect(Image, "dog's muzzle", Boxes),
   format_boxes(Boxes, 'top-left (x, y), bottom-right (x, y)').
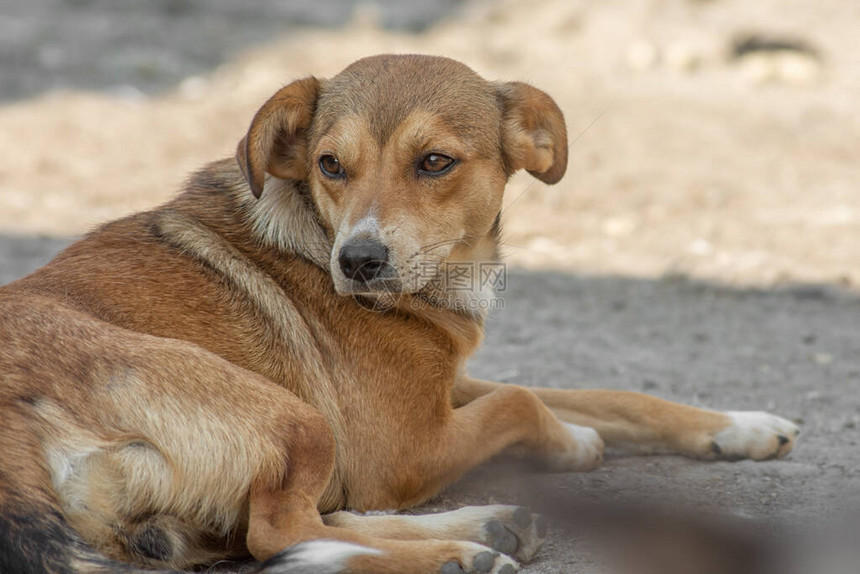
top-left (338, 238), bottom-right (392, 284)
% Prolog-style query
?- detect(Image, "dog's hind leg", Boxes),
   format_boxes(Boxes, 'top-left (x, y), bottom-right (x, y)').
top-left (7, 325), bottom-right (320, 570)
top-left (322, 505), bottom-right (547, 563)
top-left (245, 410), bottom-right (521, 573)
top-left (452, 376), bottom-right (799, 461)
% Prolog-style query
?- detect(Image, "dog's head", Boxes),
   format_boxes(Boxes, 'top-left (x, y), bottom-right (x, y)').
top-left (237, 55), bottom-right (567, 298)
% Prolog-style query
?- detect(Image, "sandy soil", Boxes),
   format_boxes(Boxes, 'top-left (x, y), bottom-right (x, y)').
top-left (2, 0), bottom-right (859, 572)
top-left (3, 0), bottom-right (860, 287)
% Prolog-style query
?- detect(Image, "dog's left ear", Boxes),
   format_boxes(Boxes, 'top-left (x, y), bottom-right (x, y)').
top-left (236, 76), bottom-right (321, 198)
top-left (496, 82), bottom-right (568, 184)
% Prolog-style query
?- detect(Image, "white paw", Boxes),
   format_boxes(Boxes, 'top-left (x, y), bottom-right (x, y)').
top-left (711, 411), bottom-right (800, 460)
top-left (441, 542), bottom-right (520, 574)
top-left (563, 423), bottom-right (604, 470)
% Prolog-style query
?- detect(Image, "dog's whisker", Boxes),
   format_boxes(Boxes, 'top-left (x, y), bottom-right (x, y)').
top-left (418, 235), bottom-right (476, 255)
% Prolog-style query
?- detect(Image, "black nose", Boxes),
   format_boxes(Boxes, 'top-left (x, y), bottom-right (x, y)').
top-left (338, 238), bottom-right (389, 282)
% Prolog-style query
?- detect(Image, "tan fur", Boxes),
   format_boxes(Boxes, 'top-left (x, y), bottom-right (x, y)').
top-left (0, 54), bottom-right (797, 573)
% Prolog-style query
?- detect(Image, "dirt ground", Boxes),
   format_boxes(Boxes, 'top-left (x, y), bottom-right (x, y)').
top-left (2, 0), bottom-right (859, 572)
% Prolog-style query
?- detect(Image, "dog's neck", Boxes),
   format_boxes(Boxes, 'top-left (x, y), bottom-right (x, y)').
top-left (241, 176), bottom-right (333, 270)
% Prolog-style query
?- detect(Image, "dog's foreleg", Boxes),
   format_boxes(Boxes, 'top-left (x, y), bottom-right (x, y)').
top-left (453, 377), bottom-right (799, 460)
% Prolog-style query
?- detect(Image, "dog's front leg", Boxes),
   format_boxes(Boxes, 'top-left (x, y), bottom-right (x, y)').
top-left (453, 376), bottom-right (799, 461)
top-left (400, 384), bottom-right (603, 505)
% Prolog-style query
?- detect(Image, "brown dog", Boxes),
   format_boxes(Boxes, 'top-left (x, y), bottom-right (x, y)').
top-left (0, 55), bottom-right (799, 574)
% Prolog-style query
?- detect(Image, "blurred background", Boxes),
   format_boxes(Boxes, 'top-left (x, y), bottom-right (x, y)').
top-left (2, 1), bottom-right (859, 572)
top-left (2, 0), bottom-right (859, 287)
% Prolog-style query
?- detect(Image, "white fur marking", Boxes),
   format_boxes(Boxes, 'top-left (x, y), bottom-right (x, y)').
top-left (361, 509), bottom-right (397, 516)
top-left (564, 422), bottom-right (603, 463)
top-left (264, 540), bottom-right (382, 574)
top-left (713, 411), bottom-right (799, 458)
top-left (347, 212), bottom-right (381, 239)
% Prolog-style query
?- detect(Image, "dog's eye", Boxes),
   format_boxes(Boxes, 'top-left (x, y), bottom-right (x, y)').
top-left (319, 155), bottom-right (345, 179)
top-left (418, 154), bottom-right (455, 176)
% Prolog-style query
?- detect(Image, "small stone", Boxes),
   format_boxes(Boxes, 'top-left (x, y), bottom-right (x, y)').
top-left (778, 52), bottom-right (821, 85)
top-left (738, 53), bottom-right (777, 84)
top-left (737, 51), bottom-right (821, 86)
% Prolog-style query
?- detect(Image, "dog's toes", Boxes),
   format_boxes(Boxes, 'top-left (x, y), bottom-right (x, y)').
top-left (472, 551), bottom-right (497, 572)
top-left (440, 545), bottom-right (519, 574)
top-left (441, 561), bottom-right (466, 574)
top-left (482, 507), bottom-right (546, 562)
top-left (711, 411), bottom-right (800, 460)
top-left (485, 520), bottom-right (517, 555)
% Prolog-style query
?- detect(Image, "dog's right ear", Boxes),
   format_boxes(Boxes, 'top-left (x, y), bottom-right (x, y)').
top-left (236, 77), bottom-right (321, 198)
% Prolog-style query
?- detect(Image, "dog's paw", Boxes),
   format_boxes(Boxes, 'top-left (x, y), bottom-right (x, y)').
top-left (543, 422), bottom-right (603, 472)
top-left (710, 411), bottom-right (800, 460)
top-left (480, 507), bottom-right (546, 563)
top-left (440, 543), bottom-right (519, 574)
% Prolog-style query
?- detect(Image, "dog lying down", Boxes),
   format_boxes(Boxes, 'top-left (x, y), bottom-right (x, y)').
top-left (0, 54), bottom-right (799, 574)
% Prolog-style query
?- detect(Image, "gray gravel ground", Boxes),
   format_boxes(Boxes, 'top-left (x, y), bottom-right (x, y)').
top-left (3, 235), bottom-right (858, 572)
